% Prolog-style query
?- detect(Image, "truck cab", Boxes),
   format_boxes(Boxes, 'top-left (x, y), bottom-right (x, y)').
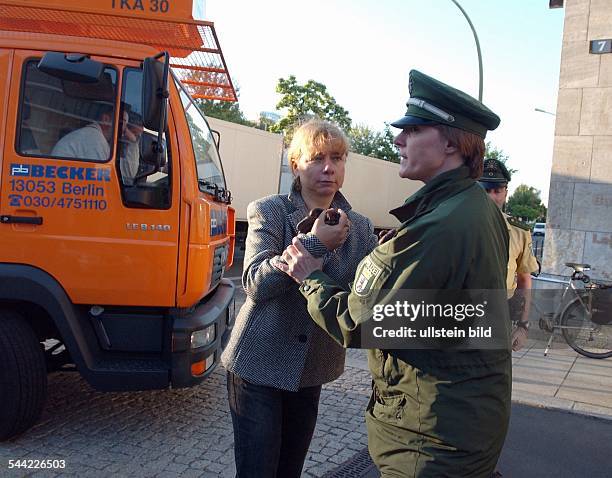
top-left (0, 0), bottom-right (237, 440)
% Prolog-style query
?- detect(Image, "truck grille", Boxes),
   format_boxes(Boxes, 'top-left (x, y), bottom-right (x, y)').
top-left (211, 244), bottom-right (228, 288)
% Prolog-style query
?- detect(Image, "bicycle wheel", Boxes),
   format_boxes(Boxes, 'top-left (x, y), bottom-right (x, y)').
top-left (561, 297), bottom-right (612, 359)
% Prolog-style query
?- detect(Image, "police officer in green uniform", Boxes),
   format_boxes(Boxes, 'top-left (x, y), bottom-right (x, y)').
top-left (479, 159), bottom-right (540, 351)
top-left (276, 70), bottom-right (511, 477)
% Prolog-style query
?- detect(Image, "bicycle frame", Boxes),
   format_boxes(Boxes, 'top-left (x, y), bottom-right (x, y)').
top-left (531, 275), bottom-right (592, 356)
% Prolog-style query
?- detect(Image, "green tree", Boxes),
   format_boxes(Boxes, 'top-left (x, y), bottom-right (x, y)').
top-left (270, 75), bottom-right (351, 142)
top-left (380, 125), bottom-right (400, 163)
top-left (349, 123), bottom-right (399, 163)
top-left (256, 113), bottom-right (278, 132)
top-left (196, 96), bottom-right (255, 128)
top-left (507, 184), bottom-right (547, 222)
top-left (349, 124), bottom-right (379, 157)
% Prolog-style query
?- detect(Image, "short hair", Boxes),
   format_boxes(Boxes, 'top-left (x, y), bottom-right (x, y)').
top-left (287, 119), bottom-right (349, 170)
top-left (433, 124), bottom-right (486, 179)
top-left (120, 101), bottom-right (132, 115)
top-left (93, 102), bottom-right (114, 121)
top-left (128, 111), bottom-right (143, 126)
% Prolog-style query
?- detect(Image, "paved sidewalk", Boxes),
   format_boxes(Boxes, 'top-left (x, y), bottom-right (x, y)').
top-left (346, 343), bottom-right (612, 421)
top-left (511, 343), bottom-right (612, 420)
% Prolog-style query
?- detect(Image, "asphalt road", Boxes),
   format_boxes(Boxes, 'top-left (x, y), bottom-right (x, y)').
top-left (496, 403), bottom-right (612, 478)
top-left (348, 403), bottom-right (612, 478)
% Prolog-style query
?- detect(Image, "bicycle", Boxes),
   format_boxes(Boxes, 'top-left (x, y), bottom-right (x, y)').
top-left (534, 262), bottom-right (612, 359)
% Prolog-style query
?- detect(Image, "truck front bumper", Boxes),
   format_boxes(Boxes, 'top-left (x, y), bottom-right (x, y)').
top-left (170, 278), bottom-right (235, 388)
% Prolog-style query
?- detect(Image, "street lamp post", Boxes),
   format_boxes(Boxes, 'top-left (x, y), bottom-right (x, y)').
top-left (534, 108), bottom-right (556, 116)
top-left (450, 0), bottom-right (483, 101)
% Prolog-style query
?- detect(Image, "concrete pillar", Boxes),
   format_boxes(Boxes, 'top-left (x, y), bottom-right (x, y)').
top-left (544, 0), bottom-right (612, 281)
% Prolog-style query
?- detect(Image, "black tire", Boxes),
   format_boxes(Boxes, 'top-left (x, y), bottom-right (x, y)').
top-left (0, 310), bottom-right (47, 440)
top-left (561, 298), bottom-right (612, 359)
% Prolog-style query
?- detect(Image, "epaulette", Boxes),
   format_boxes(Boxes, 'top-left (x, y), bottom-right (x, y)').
top-left (507, 216), bottom-right (531, 231)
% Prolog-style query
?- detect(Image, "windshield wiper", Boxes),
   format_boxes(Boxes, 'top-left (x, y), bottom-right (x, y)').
top-left (198, 179), bottom-right (232, 204)
top-left (198, 179), bottom-right (218, 191)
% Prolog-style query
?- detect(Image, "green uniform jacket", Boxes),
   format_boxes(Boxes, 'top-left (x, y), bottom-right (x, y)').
top-left (300, 166), bottom-right (511, 478)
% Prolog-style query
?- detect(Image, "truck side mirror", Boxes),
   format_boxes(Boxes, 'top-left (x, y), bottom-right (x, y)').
top-left (38, 52), bottom-right (103, 83)
top-left (140, 132), bottom-right (167, 168)
top-left (142, 52), bottom-right (170, 171)
top-left (142, 54), bottom-right (169, 132)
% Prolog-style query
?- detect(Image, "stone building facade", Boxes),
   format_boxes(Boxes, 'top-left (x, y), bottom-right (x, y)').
top-left (544, 0), bottom-right (612, 281)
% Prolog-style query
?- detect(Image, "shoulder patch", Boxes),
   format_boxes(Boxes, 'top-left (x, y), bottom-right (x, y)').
top-left (507, 216), bottom-right (531, 231)
top-left (353, 256), bottom-right (384, 297)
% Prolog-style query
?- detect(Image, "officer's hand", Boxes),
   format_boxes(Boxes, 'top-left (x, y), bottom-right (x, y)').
top-left (275, 238), bottom-right (324, 283)
top-left (312, 209), bottom-right (350, 251)
top-left (123, 128), bottom-right (138, 143)
top-left (511, 326), bottom-right (528, 352)
top-left (378, 228), bottom-right (397, 245)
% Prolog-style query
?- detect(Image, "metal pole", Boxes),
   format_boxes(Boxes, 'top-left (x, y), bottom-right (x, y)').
top-left (534, 108), bottom-right (556, 116)
top-left (450, 0), bottom-right (483, 101)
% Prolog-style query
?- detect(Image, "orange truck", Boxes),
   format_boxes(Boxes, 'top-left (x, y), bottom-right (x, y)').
top-left (0, 0), bottom-right (237, 440)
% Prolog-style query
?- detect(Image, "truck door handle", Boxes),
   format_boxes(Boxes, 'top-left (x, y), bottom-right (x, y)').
top-left (1, 215), bottom-right (43, 225)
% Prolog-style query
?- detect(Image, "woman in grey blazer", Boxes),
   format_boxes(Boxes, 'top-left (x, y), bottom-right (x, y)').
top-left (221, 119), bottom-right (377, 478)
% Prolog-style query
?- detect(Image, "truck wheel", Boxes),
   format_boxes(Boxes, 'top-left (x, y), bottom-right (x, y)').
top-left (0, 311), bottom-right (47, 441)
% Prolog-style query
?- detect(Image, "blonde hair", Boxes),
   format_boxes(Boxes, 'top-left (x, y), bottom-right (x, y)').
top-left (287, 119), bottom-right (349, 171)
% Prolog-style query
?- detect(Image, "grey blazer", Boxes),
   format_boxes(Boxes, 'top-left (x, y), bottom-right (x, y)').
top-left (221, 188), bottom-right (377, 391)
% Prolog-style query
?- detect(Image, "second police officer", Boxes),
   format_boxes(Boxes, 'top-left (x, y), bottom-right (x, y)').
top-left (479, 159), bottom-right (540, 351)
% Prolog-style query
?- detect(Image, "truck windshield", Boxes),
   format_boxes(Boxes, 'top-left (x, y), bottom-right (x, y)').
top-left (174, 74), bottom-right (226, 192)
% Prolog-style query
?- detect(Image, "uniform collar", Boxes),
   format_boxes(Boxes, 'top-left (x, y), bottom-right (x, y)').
top-left (501, 213), bottom-right (512, 231)
top-left (389, 165), bottom-right (474, 223)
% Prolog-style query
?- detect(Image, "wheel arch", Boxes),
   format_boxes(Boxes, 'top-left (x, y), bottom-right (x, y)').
top-left (0, 264), bottom-right (94, 371)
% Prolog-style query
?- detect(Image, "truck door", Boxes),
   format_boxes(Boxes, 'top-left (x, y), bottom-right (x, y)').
top-left (0, 52), bottom-right (180, 307)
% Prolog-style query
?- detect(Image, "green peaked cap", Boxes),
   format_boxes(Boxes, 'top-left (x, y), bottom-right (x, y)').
top-left (390, 70), bottom-right (501, 138)
top-left (480, 158), bottom-right (511, 184)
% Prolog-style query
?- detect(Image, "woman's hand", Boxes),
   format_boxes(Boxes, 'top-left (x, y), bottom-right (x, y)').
top-left (312, 208), bottom-right (350, 251)
top-left (378, 228), bottom-right (397, 245)
top-left (274, 238), bottom-right (324, 283)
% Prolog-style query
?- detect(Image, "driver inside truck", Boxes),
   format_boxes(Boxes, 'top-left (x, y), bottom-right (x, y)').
top-left (119, 110), bottom-right (144, 185)
top-left (51, 103), bottom-right (117, 161)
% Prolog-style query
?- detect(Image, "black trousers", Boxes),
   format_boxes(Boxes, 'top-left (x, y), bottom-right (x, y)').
top-left (227, 371), bottom-right (322, 478)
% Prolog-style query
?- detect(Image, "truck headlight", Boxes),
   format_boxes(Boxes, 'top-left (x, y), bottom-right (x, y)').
top-left (191, 325), bottom-right (216, 349)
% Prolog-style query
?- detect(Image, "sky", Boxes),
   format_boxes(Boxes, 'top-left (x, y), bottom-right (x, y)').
top-left (202, 0), bottom-right (565, 204)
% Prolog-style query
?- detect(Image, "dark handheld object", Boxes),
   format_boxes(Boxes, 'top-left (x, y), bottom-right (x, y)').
top-left (325, 209), bottom-right (340, 225)
top-left (296, 208), bottom-right (340, 234)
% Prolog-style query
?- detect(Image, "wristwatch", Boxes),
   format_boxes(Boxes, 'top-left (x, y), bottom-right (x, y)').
top-left (516, 321), bottom-right (530, 331)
